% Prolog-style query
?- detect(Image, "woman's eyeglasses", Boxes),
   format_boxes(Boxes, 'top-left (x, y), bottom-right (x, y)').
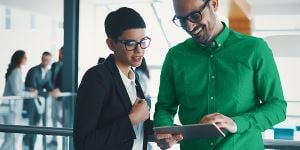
top-left (117, 36), bottom-right (151, 51)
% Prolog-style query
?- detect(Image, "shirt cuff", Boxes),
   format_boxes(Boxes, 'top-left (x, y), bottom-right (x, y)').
top-left (232, 115), bottom-right (250, 134)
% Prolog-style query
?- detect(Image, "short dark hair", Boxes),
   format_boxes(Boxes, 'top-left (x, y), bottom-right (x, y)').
top-left (104, 7), bottom-right (146, 41)
top-left (42, 51), bottom-right (52, 56)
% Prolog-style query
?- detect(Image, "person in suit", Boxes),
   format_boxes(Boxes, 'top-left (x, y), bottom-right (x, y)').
top-left (1, 50), bottom-right (38, 150)
top-left (22, 51), bottom-right (59, 150)
top-left (51, 47), bottom-right (63, 92)
top-left (74, 7), bottom-right (153, 150)
top-left (48, 47), bottom-right (64, 147)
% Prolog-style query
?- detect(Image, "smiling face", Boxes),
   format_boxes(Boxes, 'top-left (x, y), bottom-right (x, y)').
top-left (173, 0), bottom-right (219, 45)
top-left (108, 28), bottom-right (147, 71)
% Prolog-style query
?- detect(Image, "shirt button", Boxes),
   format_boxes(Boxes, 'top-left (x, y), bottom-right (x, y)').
top-left (210, 97), bottom-right (214, 100)
top-left (211, 75), bottom-right (215, 79)
top-left (210, 142), bottom-right (214, 146)
top-left (210, 55), bottom-right (214, 58)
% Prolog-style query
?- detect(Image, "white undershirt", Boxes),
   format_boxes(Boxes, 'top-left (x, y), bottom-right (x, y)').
top-left (41, 67), bottom-right (48, 79)
top-left (117, 66), bottom-right (144, 150)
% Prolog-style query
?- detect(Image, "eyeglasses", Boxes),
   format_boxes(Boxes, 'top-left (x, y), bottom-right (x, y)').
top-left (172, 0), bottom-right (210, 27)
top-left (117, 36), bottom-right (151, 51)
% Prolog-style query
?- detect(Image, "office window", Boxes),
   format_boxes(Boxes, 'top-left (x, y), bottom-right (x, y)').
top-left (254, 15), bottom-right (300, 31)
top-left (58, 21), bottom-right (63, 29)
top-left (5, 8), bottom-right (11, 29)
top-left (253, 15), bottom-right (300, 37)
top-left (0, 5), bottom-right (4, 29)
top-left (30, 15), bottom-right (36, 29)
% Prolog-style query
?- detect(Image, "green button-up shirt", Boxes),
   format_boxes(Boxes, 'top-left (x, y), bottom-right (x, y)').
top-left (154, 23), bottom-right (287, 150)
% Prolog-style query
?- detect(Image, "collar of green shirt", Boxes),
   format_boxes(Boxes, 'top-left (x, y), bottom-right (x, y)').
top-left (189, 21), bottom-right (230, 50)
top-left (214, 22), bottom-right (230, 48)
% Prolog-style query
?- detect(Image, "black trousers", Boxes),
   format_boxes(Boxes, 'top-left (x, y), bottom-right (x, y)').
top-left (23, 98), bottom-right (41, 150)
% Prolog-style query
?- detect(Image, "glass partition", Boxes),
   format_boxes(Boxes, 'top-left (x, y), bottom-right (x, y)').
top-left (0, 0), bottom-right (65, 149)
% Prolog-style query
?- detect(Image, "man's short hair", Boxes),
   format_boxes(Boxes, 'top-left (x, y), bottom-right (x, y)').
top-left (42, 51), bottom-right (52, 56)
top-left (104, 7), bottom-right (146, 41)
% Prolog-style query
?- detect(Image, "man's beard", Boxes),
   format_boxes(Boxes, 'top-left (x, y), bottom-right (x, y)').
top-left (192, 9), bottom-right (217, 46)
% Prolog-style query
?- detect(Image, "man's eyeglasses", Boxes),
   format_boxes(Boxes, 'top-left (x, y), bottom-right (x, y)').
top-left (172, 0), bottom-right (210, 27)
top-left (117, 36), bottom-right (151, 51)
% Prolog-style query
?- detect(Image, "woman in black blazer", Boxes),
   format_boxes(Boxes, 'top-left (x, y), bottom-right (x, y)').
top-left (74, 7), bottom-right (153, 150)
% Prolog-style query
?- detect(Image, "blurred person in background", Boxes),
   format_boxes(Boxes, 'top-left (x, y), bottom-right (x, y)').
top-left (22, 51), bottom-right (60, 150)
top-left (48, 46), bottom-right (64, 148)
top-left (1, 50), bottom-right (38, 150)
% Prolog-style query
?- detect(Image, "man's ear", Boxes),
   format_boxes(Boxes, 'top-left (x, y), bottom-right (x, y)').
top-left (106, 38), bottom-right (116, 52)
top-left (210, 0), bottom-right (219, 12)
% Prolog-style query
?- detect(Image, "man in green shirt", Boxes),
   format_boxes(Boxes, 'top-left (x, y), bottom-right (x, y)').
top-left (153, 0), bottom-right (287, 149)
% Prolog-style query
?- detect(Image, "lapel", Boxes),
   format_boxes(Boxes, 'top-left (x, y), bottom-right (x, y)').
top-left (54, 62), bottom-right (63, 77)
top-left (135, 77), bottom-right (145, 99)
top-left (105, 55), bottom-right (152, 149)
top-left (36, 65), bottom-right (43, 84)
top-left (135, 72), bottom-right (152, 149)
top-left (44, 69), bottom-right (51, 81)
top-left (105, 54), bottom-right (132, 113)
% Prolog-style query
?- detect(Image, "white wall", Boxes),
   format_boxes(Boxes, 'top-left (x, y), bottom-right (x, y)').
top-left (264, 35), bottom-right (300, 121)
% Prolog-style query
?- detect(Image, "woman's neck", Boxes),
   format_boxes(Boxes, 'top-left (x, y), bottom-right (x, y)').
top-left (115, 60), bottom-right (131, 78)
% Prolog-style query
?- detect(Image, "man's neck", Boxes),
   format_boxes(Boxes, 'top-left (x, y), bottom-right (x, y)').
top-left (40, 64), bottom-right (47, 69)
top-left (202, 21), bottom-right (224, 46)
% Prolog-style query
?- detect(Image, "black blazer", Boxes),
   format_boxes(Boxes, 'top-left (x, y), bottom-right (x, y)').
top-left (51, 61), bottom-right (63, 89)
top-left (25, 64), bottom-right (53, 95)
top-left (74, 54), bottom-right (153, 150)
top-left (23, 65), bottom-right (53, 117)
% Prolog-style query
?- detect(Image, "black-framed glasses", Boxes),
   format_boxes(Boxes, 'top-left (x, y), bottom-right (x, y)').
top-left (172, 0), bottom-right (210, 27)
top-left (117, 36), bottom-right (151, 51)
